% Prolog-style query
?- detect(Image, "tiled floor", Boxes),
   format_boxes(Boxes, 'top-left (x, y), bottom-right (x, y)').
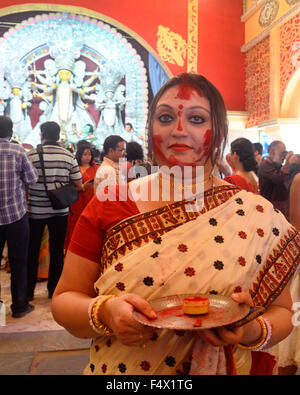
top-left (0, 268), bottom-right (90, 375)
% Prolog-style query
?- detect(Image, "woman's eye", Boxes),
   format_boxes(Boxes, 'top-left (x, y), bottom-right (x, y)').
top-left (158, 114), bottom-right (173, 123)
top-left (189, 115), bottom-right (205, 124)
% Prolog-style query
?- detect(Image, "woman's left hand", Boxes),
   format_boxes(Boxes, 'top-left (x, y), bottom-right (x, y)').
top-left (196, 292), bottom-right (254, 347)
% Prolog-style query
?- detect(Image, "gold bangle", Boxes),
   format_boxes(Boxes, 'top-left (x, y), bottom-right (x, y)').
top-left (89, 295), bottom-right (116, 336)
top-left (237, 316), bottom-right (268, 350)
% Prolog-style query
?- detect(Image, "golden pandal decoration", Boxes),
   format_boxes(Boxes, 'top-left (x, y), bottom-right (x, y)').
top-left (187, 0), bottom-right (198, 72)
top-left (157, 25), bottom-right (187, 67)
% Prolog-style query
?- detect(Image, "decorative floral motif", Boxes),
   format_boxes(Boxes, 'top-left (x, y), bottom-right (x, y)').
top-left (150, 332), bottom-right (158, 341)
top-left (184, 267), bottom-right (195, 276)
top-left (256, 205), bottom-right (264, 213)
top-left (259, 0), bottom-right (279, 27)
top-left (157, 25), bottom-right (187, 67)
top-left (245, 36), bottom-right (270, 127)
top-left (143, 276), bottom-right (154, 286)
top-left (236, 209), bottom-right (245, 216)
top-left (151, 251), bottom-right (159, 258)
top-left (95, 345), bottom-right (100, 352)
top-left (140, 360), bottom-right (151, 371)
top-left (257, 228), bottom-right (265, 237)
top-left (165, 355), bottom-right (176, 367)
top-left (178, 243), bottom-right (188, 252)
top-left (272, 227), bottom-right (280, 236)
top-left (118, 363), bottom-right (127, 373)
top-left (102, 364), bottom-right (107, 373)
top-left (114, 262), bottom-right (123, 272)
top-left (256, 255), bottom-right (262, 264)
top-left (214, 235), bottom-right (224, 243)
top-left (214, 260), bottom-right (224, 270)
top-left (116, 282), bottom-right (126, 291)
top-left (238, 256), bottom-right (246, 266)
top-left (209, 218), bottom-right (218, 226)
top-left (238, 231), bottom-right (247, 239)
top-left (153, 237), bottom-right (162, 244)
top-left (235, 198), bottom-right (243, 205)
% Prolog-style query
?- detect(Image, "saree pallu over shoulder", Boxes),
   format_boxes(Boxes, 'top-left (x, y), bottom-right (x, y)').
top-left (99, 185), bottom-right (241, 276)
top-left (249, 227), bottom-right (300, 308)
top-left (88, 186), bottom-right (300, 375)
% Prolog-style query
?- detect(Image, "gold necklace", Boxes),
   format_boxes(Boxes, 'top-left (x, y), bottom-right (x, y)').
top-left (169, 174), bottom-right (212, 192)
top-left (167, 175), bottom-right (216, 216)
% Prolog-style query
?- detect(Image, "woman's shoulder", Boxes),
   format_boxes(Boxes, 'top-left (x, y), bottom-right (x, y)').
top-left (83, 183), bottom-right (139, 228)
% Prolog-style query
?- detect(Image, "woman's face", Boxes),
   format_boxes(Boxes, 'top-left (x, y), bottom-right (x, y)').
top-left (81, 149), bottom-right (91, 165)
top-left (152, 85), bottom-right (212, 169)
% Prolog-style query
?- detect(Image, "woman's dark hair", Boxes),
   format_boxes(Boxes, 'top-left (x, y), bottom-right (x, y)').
top-left (103, 135), bottom-right (126, 155)
top-left (92, 148), bottom-right (101, 158)
top-left (253, 142), bottom-right (263, 155)
top-left (126, 141), bottom-right (144, 162)
top-left (146, 72), bottom-right (228, 168)
top-left (231, 137), bottom-right (258, 172)
top-left (75, 145), bottom-right (94, 166)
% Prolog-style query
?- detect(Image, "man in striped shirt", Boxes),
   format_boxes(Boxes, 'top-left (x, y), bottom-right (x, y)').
top-left (27, 122), bottom-right (82, 300)
top-left (0, 116), bottom-right (38, 318)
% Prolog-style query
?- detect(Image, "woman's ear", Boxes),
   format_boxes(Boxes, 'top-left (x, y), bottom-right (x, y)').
top-left (230, 152), bottom-right (238, 166)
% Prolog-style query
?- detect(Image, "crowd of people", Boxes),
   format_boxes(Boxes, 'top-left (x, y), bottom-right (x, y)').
top-left (0, 72), bottom-right (300, 375)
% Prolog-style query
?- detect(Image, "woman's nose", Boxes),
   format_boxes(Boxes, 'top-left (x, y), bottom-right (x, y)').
top-left (171, 117), bottom-right (188, 135)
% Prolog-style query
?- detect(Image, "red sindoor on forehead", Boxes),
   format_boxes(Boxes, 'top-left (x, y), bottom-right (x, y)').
top-left (175, 82), bottom-right (203, 100)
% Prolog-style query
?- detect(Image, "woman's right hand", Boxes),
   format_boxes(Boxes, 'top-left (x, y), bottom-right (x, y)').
top-left (99, 293), bottom-right (158, 347)
top-left (82, 179), bottom-right (94, 191)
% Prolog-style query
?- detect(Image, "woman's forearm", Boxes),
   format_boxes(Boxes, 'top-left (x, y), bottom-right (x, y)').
top-left (51, 291), bottom-right (100, 339)
top-left (240, 305), bottom-right (293, 348)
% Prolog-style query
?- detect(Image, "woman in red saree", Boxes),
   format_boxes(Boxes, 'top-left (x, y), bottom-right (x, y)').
top-left (52, 73), bottom-right (299, 375)
top-left (64, 145), bottom-right (99, 250)
top-left (224, 138), bottom-right (259, 194)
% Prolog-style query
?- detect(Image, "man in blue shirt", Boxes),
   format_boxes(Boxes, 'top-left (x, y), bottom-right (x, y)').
top-left (0, 116), bottom-right (38, 318)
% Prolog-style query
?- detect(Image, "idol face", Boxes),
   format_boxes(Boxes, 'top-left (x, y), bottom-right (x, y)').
top-left (152, 85), bottom-right (212, 168)
top-left (58, 69), bottom-right (72, 82)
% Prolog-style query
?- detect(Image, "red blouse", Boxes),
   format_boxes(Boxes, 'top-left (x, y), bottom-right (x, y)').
top-left (68, 184), bottom-right (139, 263)
top-left (224, 174), bottom-right (258, 194)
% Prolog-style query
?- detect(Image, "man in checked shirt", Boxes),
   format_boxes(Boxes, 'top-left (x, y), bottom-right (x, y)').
top-left (0, 116), bottom-right (38, 318)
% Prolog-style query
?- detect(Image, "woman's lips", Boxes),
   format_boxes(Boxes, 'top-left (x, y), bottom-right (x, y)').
top-left (169, 144), bottom-right (192, 151)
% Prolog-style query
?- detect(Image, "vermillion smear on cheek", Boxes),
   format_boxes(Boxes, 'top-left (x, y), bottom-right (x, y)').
top-left (195, 129), bottom-right (211, 157)
top-left (203, 129), bottom-right (211, 157)
top-left (152, 134), bottom-right (167, 162)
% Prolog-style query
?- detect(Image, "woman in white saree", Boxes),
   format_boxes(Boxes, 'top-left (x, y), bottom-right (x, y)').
top-left (52, 73), bottom-right (300, 375)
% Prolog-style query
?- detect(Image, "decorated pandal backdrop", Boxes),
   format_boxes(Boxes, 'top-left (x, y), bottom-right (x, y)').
top-left (0, 0), bottom-right (300, 153)
top-left (0, 0), bottom-right (245, 154)
top-left (0, 12), bottom-right (171, 149)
